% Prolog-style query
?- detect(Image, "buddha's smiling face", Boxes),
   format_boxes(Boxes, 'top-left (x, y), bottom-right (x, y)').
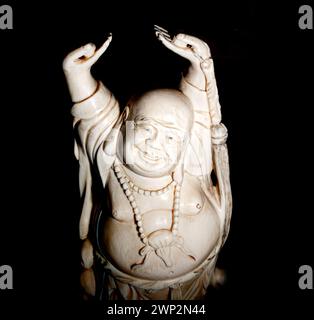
top-left (121, 89), bottom-right (193, 178)
top-left (129, 115), bottom-right (186, 176)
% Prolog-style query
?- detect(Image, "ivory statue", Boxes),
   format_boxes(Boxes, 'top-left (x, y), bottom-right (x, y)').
top-left (63, 26), bottom-right (232, 300)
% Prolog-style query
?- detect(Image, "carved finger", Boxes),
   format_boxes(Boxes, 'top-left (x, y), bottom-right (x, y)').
top-left (154, 25), bottom-right (172, 41)
top-left (154, 25), bottom-right (169, 34)
top-left (156, 30), bottom-right (172, 41)
top-left (156, 33), bottom-right (188, 56)
top-left (88, 34), bottom-right (112, 65)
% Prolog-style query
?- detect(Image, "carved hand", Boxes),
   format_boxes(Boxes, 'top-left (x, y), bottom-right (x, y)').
top-left (155, 27), bottom-right (210, 66)
top-left (63, 35), bottom-right (112, 74)
top-left (155, 26), bottom-right (210, 90)
top-left (63, 35), bottom-right (112, 102)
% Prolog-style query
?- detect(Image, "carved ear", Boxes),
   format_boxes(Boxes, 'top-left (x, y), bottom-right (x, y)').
top-left (103, 106), bottom-right (131, 156)
top-left (123, 105), bottom-right (130, 121)
top-left (115, 105), bottom-right (130, 127)
top-left (103, 107), bottom-right (129, 157)
top-left (173, 137), bottom-right (191, 185)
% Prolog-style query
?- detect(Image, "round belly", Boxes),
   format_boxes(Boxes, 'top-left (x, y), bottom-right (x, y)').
top-left (100, 201), bottom-right (220, 280)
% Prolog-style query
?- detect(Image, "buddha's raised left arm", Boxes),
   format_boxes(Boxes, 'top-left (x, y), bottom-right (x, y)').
top-left (156, 28), bottom-right (232, 246)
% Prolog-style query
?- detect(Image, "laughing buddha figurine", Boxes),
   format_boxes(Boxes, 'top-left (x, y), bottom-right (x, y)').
top-left (63, 26), bottom-right (232, 300)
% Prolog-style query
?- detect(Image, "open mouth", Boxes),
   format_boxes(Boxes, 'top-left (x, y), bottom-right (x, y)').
top-left (136, 147), bottom-right (162, 163)
top-left (142, 151), bottom-right (161, 162)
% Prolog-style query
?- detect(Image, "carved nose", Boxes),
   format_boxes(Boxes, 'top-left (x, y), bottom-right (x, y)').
top-left (146, 139), bottom-right (162, 151)
top-left (146, 130), bottom-right (162, 150)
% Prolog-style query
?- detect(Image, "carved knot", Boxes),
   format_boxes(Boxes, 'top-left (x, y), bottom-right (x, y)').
top-left (211, 123), bottom-right (228, 145)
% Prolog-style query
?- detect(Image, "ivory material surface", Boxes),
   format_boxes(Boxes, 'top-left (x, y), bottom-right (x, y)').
top-left (63, 26), bottom-right (232, 300)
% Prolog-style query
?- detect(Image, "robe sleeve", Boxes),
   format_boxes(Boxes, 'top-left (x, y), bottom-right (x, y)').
top-left (180, 74), bottom-right (213, 183)
top-left (71, 81), bottom-right (120, 239)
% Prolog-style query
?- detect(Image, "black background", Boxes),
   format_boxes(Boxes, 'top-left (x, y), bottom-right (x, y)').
top-left (0, 0), bottom-right (313, 318)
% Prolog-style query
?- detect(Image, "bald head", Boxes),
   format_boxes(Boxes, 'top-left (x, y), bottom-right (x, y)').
top-left (127, 89), bottom-right (193, 134)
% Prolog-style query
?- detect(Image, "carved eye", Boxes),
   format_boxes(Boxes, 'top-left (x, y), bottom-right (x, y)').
top-left (166, 135), bottom-right (175, 143)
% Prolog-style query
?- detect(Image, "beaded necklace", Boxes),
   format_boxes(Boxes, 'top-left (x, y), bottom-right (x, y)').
top-left (113, 160), bottom-right (181, 244)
